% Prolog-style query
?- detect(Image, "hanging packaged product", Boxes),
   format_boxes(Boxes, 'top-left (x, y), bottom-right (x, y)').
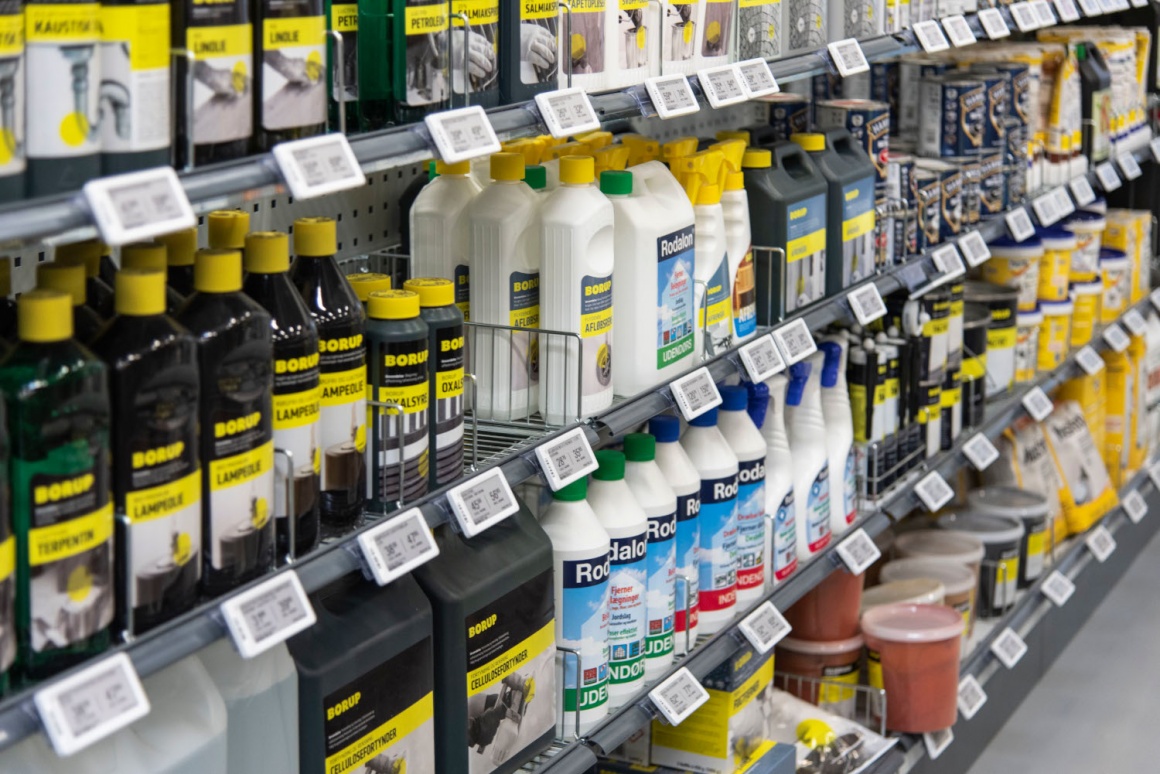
top-left (157, 227), bottom-right (198, 298)
top-left (498, 0), bottom-right (556, 102)
top-left (1043, 399), bottom-right (1117, 535)
top-left (0, 0), bottom-right (23, 202)
top-left (986, 418), bottom-right (1066, 537)
top-left (390, 0), bottom-right (448, 123)
top-left (53, 238), bottom-right (114, 319)
top-left (448, 0), bottom-right (499, 107)
top-left (1062, 210), bottom-right (1106, 281)
top-left (100, 0), bottom-right (171, 173)
top-left (737, 0), bottom-right (780, 59)
top-left (674, 148), bottom-right (733, 358)
top-left (352, 0), bottom-right (389, 129)
top-left (1075, 42), bottom-right (1112, 163)
top-left (35, 261), bottom-right (104, 344)
top-left (611, 0), bottom-right (652, 87)
top-left (1013, 306), bottom-right (1042, 385)
top-left (785, 352), bottom-right (832, 561)
top-left (964, 281), bottom-right (1018, 399)
top-left (325, 0), bottom-right (358, 129)
top-left (660, 0), bottom-right (700, 74)
top-left (717, 385), bottom-right (766, 607)
top-left (781, 0), bottom-right (823, 57)
top-left (409, 159), bottom-right (481, 320)
top-left (253, 0), bottom-right (326, 149)
top-left (649, 414), bottom-right (700, 653)
top-left (711, 140), bottom-right (757, 345)
top-left (761, 373), bottom-right (799, 584)
top-left (982, 236), bottom-right (1042, 313)
top-left (697, 0), bottom-right (732, 68)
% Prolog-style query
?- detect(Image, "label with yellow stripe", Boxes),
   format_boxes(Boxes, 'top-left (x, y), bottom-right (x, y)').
top-left (326, 693), bottom-right (433, 774)
top-left (963, 353), bottom-right (987, 379)
top-left (330, 3), bottom-right (357, 30)
top-left (274, 386), bottom-right (322, 430)
top-left (263, 15), bottom-right (325, 49)
top-left (188, 23), bottom-right (251, 59)
top-left (467, 620), bottom-right (555, 696)
top-left (739, 0), bottom-right (777, 8)
top-left (373, 380), bottom-right (428, 413)
top-left (125, 469), bottom-right (201, 524)
top-left (0, 13), bottom-right (23, 56)
top-left (29, 502), bottom-right (113, 566)
top-left (521, 0), bottom-right (557, 18)
top-left (787, 194), bottom-right (827, 263)
top-left (405, 2), bottom-right (449, 34)
top-left (988, 326), bottom-right (1017, 350)
top-left (0, 536), bottom-right (12, 582)
top-left (436, 367), bottom-right (464, 401)
top-left (321, 367), bottom-right (366, 407)
top-left (451, 0), bottom-right (499, 25)
top-left (570, 0), bottom-right (606, 11)
top-left (26, 3), bottom-right (99, 42)
top-left (210, 440), bottom-right (274, 492)
top-left (620, 0), bottom-right (648, 9)
top-left (580, 274), bottom-right (612, 339)
top-left (103, 5), bottom-right (170, 70)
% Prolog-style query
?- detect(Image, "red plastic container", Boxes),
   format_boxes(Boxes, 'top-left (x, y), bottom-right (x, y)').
top-left (784, 568), bottom-right (865, 641)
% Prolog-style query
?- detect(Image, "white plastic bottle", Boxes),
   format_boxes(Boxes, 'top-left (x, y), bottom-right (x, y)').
top-left (539, 155), bottom-right (615, 425)
top-left (467, 152), bottom-right (542, 421)
top-left (539, 477), bottom-right (611, 734)
top-left (603, 163), bottom-right (698, 398)
top-left (409, 159), bottom-right (482, 319)
top-left (786, 352), bottom-right (833, 561)
top-left (713, 140), bottom-right (758, 344)
top-left (649, 414), bottom-right (701, 653)
top-left (717, 385), bottom-right (766, 608)
top-left (674, 149), bottom-right (733, 359)
top-left (587, 450), bottom-right (648, 707)
top-left (820, 336), bottom-right (857, 536)
top-left (761, 374), bottom-right (799, 586)
top-left (681, 406), bottom-right (739, 633)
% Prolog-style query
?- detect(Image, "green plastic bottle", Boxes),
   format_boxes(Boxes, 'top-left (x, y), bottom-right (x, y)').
top-left (355, 0), bottom-right (391, 129)
top-left (0, 289), bottom-right (114, 680)
top-left (253, 0), bottom-right (327, 150)
top-left (54, 239), bottom-right (115, 320)
top-left (390, 0), bottom-right (448, 124)
top-left (35, 262), bottom-right (105, 344)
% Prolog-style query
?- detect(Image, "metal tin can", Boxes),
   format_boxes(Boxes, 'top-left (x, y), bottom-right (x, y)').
top-left (814, 99), bottom-right (892, 188)
top-left (888, 150), bottom-right (915, 259)
top-left (994, 62), bottom-right (1032, 128)
top-left (916, 158), bottom-right (964, 241)
top-left (871, 62), bottom-right (897, 124)
top-left (961, 301), bottom-right (990, 428)
top-left (766, 94), bottom-right (810, 142)
top-left (918, 75), bottom-right (986, 158)
top-left (813, 72), bottom-right (871, 104)
top-left (912, 166), bottom-right (942, 251)
top-left (977, 150), bottom-right (1007, 215)
top-left (969, 67), bottom-right (1011, 151)
top-left (946, 155), bottom-right (981, 226)
top-left (1005, 119), bottom-right (1027, 204)
top-left (899, 56), bottom-right (950, 138)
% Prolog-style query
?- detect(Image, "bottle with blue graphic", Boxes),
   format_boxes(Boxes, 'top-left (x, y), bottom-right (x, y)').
top-left (717, 385), bottom-right (766, 608)
top-left (820, 336), bottom-right (857, 537)
top-left (712, 140), bottom-right (758, 345)
top-left (674, 149), bottom-right (733, 359)
top-left (680, 407), bottom-right (739, 634)
top-left (761, 373), bottom-right (799, 587)
top-left (539, 477), bottom-right (610, 735)
top-left (622, 433), bottom-right (676, 680)
top-left (786, 352), bottom-right (832, 561)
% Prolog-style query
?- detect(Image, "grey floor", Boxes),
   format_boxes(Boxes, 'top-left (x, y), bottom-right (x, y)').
top-left (967, 527), bottom-right (1160, 773)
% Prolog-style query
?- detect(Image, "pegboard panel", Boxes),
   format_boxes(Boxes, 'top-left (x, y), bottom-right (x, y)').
top-left (627, 102), bottom-right (769, 141)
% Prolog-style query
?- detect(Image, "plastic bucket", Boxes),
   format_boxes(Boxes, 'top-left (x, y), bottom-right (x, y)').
top-left (967, 486), bottom-right (1050, 588)
top-left (880, 557), bottom-right (977, 644)
top-left (937, 512), bottom-right (1024, 617)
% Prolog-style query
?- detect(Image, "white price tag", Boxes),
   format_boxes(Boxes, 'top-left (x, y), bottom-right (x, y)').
top-left (913, 20), bottom-right (950, 52)
top-left (1131, 0), bottom-right (1148, 7)
top-left (991, 627), bottom-right (1028, 669)
top-left (736, 58), bottom-right (780, 98)
top-left (827, 38), bottom-right (870, 77)
top-left (83, 166), bottom-right (196, 246)
top-left (1086, 524), bottom-right (1116, 562)
top-left (1032, 191), bottom-right (1062, 225)
top-left (35, 653), bottom-right (151, 757)
top-left (1075, 345), bottom-right (1105, 375)
top-left (1041, 570), bottom-right (1076, 607)
top-left (962, 433), bottom-right (1000, 471)
top-left (535, 87), bottom-right (602, 138)
top-left (645, 74), bottom-right (700, 119)
top-left (220, 571), bottom-right (317, 658)
top-left (534, 426), bottom-right (599, 491)
top-left (1123, 489), bottom-right (1148, 523)
top-left (670, 367), bottom-right (724, 421)
top-left (771, 318), bottom-right (818, 365)
top-left (1123, 308), bottom-right (1147, 336)
top-left (358, 508), bottom-right (440, 586)
top-left (1053, 0), bottom-right (1081, 20)
top-left (738, 601), bottom-right (793, 653)
top-left (1096, 161), bottom-right (1122, 191)
top-left (697, 65), bottom-right (748, 108)
top-left (941, 14), bottom-right (977, 46)
top-left (957, 675), bottom-right (988, 720)
top-left (446, 468), bottom-right (521, 537)
top-left (1022, 386), bottom-right (1053, 422)
top-left (1009, 2), bottom-right (1040, 30)
top-left (739, 334), bottom-right (786, 383)
top-left (1096, 0), bottom-right (1114, 11)
top-left (915, 470), bottom-right (955, 512)
top-left (424, 106), bottom-right (501, 165)
top-left (1077, 0), bottom-right (1102, 13)
top-left (848, 283), bottom-right (887, 325)
top-left (978, 7), bottom-right (1011, 37)
top-left (932, 244), bottom-right (966, 280)
top-left (958, 230), bottom-right (992, 267)
top-left (1149, 460), bottom-right (1160, 489)
top-left (1103, 323), bottom-right (1131, 352)
top-left (1005, 208), bottom-right (1036, 242)
top-left (272, 133), bottom-right (366, 200)
top-left (1070, 175), bottom-right (1096, 206)
top-left (1117, 152), bottom-right (1143, 181)
top-left (1151, 288), bottom-right (1160, 312)
top-left (836, 528), bottom-right (882, 575)
top-left (1052, 186), bottom-right (1075, 217)
top-left (1150, 137), bottom-right (1160, 164)
top-left (649, 667), bottom-right (711, 726)
top-left (1031, 0), bottom-right (1057, 25)
top-left (924, 728), bottom-right (954, 760)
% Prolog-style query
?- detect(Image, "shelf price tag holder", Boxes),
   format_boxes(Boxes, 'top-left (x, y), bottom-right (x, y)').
top-left (962, 433), bottom-right (1000, 471)
top-left (1022, 386), bottom-right (1053, 422)
top-left (272, 133), bottom-right (367, 201)
top-left (1005, 208), bottom-right (1036, 242)
top-left (1053, 0), bottom-right (1081, 21)
top-left (738, 601), bottom-right (793, 654)
top-left (941, 15), bottom-right (976, 46)
top-left (957, 674), bottom-right (988, 720)
top-left (1077, 0), bottom-right (1101, 13)
top-left (1041, 570), bottom-right (1076, 607)
top-left (915, 470), bottom-right (955, 512)
top-left (1095, 161), bottom-right (1122, 191)
top-left (670, 366), bottom-right (724, 421)
top-left (931, 244), bottom-right (966, 282)
top-left (836, 528), bottom-right (882, 575)
top-left (83, 166), bottom-right (196, 247)
top-left (1086, 524), bottom-right (1116, 562)
top-left (771, 318), bottom-right (818, 365)
top-left (1116, 152), bottom-right (1143, 180)
top-left (220, 570), bottom-right (318, 658)
top-left (424, 106), bottom-right (501, 164)
top-left (1009, 2), bottom-right (1040, 30)
top-left (645, 74), bottom-right (700, 119)
top-left (739, 334), bottom-right (786, 383)
top-left (923, 728), bottom-right (954, 760)
top-left (977, 7), bottom-right (1011, 38)
top-left (535, 87), bottom-right (602, 138)
top-left (1075, 345), bottom-right (1105, 375)
top-left (736, 58), bottom-right (779, 98)
top-left (358, 508), bottom-right (440, 586)
top-left (913, 20), bottom-right (950, 52)
top-left (847, 282), bottom-right (887, 326)
top-left (35, 652), bottom-right (151, 757)
top-left (1031, 0), bottom-right (1057, 25)
top-left (1070, 175), bottom-right (1096, 206)
top-left (1052, 186), bottom-right (1075, 218)
top-left (1123, 308), bottom-right (1147, 336)
top-left (827, 38), bottom-right (870, 77)
top-left (1103, 323), bottom-right (1130, 352)
top-left (649, 666), bottom-right (711, 726)
top-left (1123, 489), bottom-right (1148, 524)
top-left (958, 230), bottom-right (991, 267)
top-left (697, 65), bottom-right (748, 108)
top-left (1031, 191), bottom-right (1061, 226)
top-left (445, 468), bottom-right (521, 537)
top-left (991, 627), bottom-right (1028, 668)
top-left (534, 426), bottom-right (599, 491)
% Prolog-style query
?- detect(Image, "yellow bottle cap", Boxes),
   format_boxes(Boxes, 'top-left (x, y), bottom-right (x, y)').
top-left (619, 134), bottom-right (661, 166)
top-left (36, 263), bottom-right (86, 306)
top-left (0, 256), bottom-right (10, 297)
top-left (367, 289), bottom-right (420, 320)
top-left (403, 277), bottom-right (454, 307)
top-left (194, 249), bottom-right (243, 293)
top-left (592, 146), bottom-right (630, 174)
top-left (724, 171), bottom-right (745, 191)
top-left (575, 130), bottom-right (613, 151)
top-left (115, 269), bottom-right (166, 316)
top-left (207, 210), bottom-right (251, 250)
top-left (434, 159), bottom-right (471, 175)
top-left (742, 148), bottom-right (771, 169)
top-left (489, 152), bottom-right (525, 182)
top-left (791, 133), bottom-right (825, 152)
top-left (156, 228), bottom-right (197, 267)
top-left (543, 142), bottom-right (590, 162)
top-left (560, 155), bottom-right (596, 185)
top-left (18, 290), bottom-right (72, 343)
top-left (54, 239), bottom-right (102, 278)
top-left (716, 130), bottom-right (751, 145)
top-left (294, 217), bottom-right (337, 257)
top-left (662, 137), bottom-right (699, 166)
top-left (347, 272), bottom-right (392, 301)
top-left (120, 242), bottom-right (168, 273)
top-left (710, 139), bottom-right (746, 190)
top-left (244, 232), bottom-right (290, 274)
top-left (675, 149), bottom-right (726, 207)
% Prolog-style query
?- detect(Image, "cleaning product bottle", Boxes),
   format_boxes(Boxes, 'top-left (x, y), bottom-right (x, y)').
top-left (711, 140), bottom-right (757, 344)
top-left (539, 476), bottom-right (610, 735)
top-left (253, 0), bottom-right (326, 150)
top-left (586, 449), bottom-right (647, 708)
top-left (717, 384), bottom-right (766, 608)
top-left (681, 406), bottom-right (738, 634)
top-left (242, 232), bottom-right (322, 561)
top-left (623, 432), bottom-right (676, 678)
top-left (390, 0), bottom-right (448, 124)
top-left (786, 351), bottom-right (832, 560)
top-left (0, 402), bottom-right (13, 692)
top-left (1076, 42), bottom-right (1112, 163)
top-left (499, 0), bottom-right (556, 103)
top-left (0, 257), bottom-right (15, 341)
top-left (0, 0), bottom-right (23, 203)
top-left (819, 337), bottom-right (856, 537)
top-left (177, 249), bottom-right (275, 596)
top-left (119, 241), bottom-right (188, 313)
top-left (649, 414), bottom-right (700, 654)
top-left (601, 165), bottom-right (696, 397)
top-left (55, 239), bottom-right (114, 319)
top-left (761, 373), bottom-right (798, 585)
top-left (207, 209), bottom-right (250, 252)
top-left (675, 148), bottom-right (732, 358)
top-left (0, 290), bottom-right (113, 679)
top-left (36, 262), bottom-right (105, 343)
top-left (346, 272), bottom-right (392, 310)
top-left (325, 0), bottom-right (358, 130)
top-left (100, 0), bottom-right (171, 174)
top-left (157, 227), bottom-right (198, 297)
top-left (621, 133), bottom-right (661, 165)
top-left (467, 152), bottom-right (541, 421)
top-left (539, 155), bottom-right (614, 425)
top-left (409, 159), bottom-right (482, 320)
top-left (289, 217), bottom-right (367, 527)
top-left (449, 0), bottom-right (500, 108)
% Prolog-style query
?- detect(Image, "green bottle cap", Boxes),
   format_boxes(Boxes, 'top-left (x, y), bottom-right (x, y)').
top-left (600, 170), bottom-right (633, 196)
top-left (623, 433), bottom-right (656, 462)
top-left (593, 449), bottom-right (626, 481)
top-left (554, 477), bottom-right (588, 501)
top-left (524, 165), bottom-right (547, 190)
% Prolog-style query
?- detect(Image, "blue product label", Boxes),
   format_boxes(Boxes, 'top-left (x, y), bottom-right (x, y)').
top-left (646, 511), bottom-right (676, 660)
top-left (804, 463), bottom-right (832, 553)
top-left (841, 177), bottom-right (877, 287)
top-left (843, 447), bottom-right (856, 526)
top-left (735, 457), bottom-right (765, 595)
top-left (698, 474), bottom-right (738, 615)
top-left (607, 532), bottom-right (647, 687)
top-left (773, 489), bottom-right (798, 581)
top-left (786, 193), bottom-right (827, 311)
top-left (657, 226), bottom-right (696, 370)
top-left (732, 248), bottom-right (757, 341)
top-left (674, 491), bottom-right (700, 635)
top-left (560, 554), bottom-right (610, 713)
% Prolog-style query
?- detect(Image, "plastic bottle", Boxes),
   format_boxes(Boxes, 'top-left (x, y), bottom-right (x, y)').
top-left (681, 406), bottom-right (738, 633)
top-left (675, 148), bottom-right (733, 358)
top-left (649, 414), bottom-right (700, 653)
top-left (820, 337), bottom-right (856, 537)
top-left (0, 290), bottom-right (113, 679)
top-left (55, 239), bottom-right (114, 319)
top-left (467, 152), bottom-right (541, 421)
top-left (119, 241), bottom-right (188, 313)
top-left (242, 232), bottom-right (322, 561)
top-left (0, 1), bottom-right (24, 203)
top-left (499, 0), bottom-right (557, 103)
top-left (786, 352), bottom-right (833, 560)
top-left (207, 209), bottom-right (249, 252)
top-left (712, 140), bottom-right (757, 345)
top-left (717, 384), bottom-right (766, 608)
top-left (409, 159), bottom-right (482, 320)
top-left (623, 432), bottom-right (676, 678)
top-left (345, 271), bottom-right (392, 309)
top-left (36, 262), bottom-right (105, 343)
top-left (157, 227), bottom-right (198, 297)
top-left (539, 155), bottom-right (614, 425)
top-left (539, 476), bottom-right (610, 735)
top-left (389, 0), bottom-right (448, 124)
top-left (177, 249), bottom-right (275, 596)
top-left (252, 0), bottom-right (326, 150)
top-left (761, 373), bottom-right (799, 586)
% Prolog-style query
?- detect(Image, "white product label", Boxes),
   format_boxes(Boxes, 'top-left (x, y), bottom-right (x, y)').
top-left (1086, 524), bottom-right (1116, 562)
top-left (992, 627), bottom-right (1028, 668)
top-left (1077, 0), bottom-right (1101, 13)
top-left (358, 508), bottom-right (440, 587)
top-left (645, 75), bottom-right (700, 119)
top-left (963, 433), bottom-right (1000, 471)
top-left (836, 528), bottom-right (882, 575)
top-left (959, 231), bottom-right (992, 267)
top-left (1053, 0), bottom-right (1081, 20)
top-left (916, 470), bottom-right (955, 512)
top-left (772, 318), bottom-right (818, 365)
top-left (957, 675), bottom-right (987, 720)
top-left (535, 426), bottom-right (599, 491)
top-left (1023, 386), bottom-right (1053, 422)
top-left (924, 728), bottom-right (954, 760)
top-left (445, 468), bottom-right (520, 537)
top-left (848, 283), bottom-right (887, 325)
top-left (739, 334), bottom-right (786, 383)
top-left (913, 20), bottom-right (950, 52)
top-left (1041, 570), bottom-right (1076, 607)
top-left (1032, 192), bottom-right (1062, 226)
top-left (738, 601), bottom-right (792, 654)
top-left (697, 65), bottom-right (747, 109)
top-left (1150, 137), bottom-right (1160, 164)
top-left (1124, 490), bottom-right (1148, 523)
top-left (83, 167), bottom-right (196, 247)
top-left (1005, 209), bottom-right (1036, 242)
top-left (1075, 345), bottom-right (1105, 375)
top-left (1096, 162), bottom-right (1122, 191)
top-left (220, 571), bottom-right (317, 659)
top-left (942, 15), bottom-right (977, 46)
top-left (1031, 0), bottom-right (1057, 24)
top-left (1123, 309), bottom-right (1147, 336)
top-left (670, 367), bottom-right (724, 421)
top-left (932, 244), bottom-right (966, 280)
top-left (736, 59), bottom-right (779, 98)
top-left (1009, 2), bottom-right (1040, 29)
top-left (1151, 288), bottom-right (1160, 312)
top-left (1104, 323), bottom-right (1131, 352)
top-left (35, 653), bottom-right (151, 757)
top-left (535, 88), bottom-right (602, 138)
top-left (1070, 176), bottom-right (1097, 206)
top-left (1130, 0), bottom-right (1148, 6)
top-left (649, 667), bottom-right (710, 726)
top-left (424, 106), bottom-right (502, 165)
top-left (1117, 153), bottom-right (1143, 181)
top-left (1052, 187), bottom-right (1075, 217)
top-left (273, 133), bottom-right (366, 201)
top-left (828, 38), bottom-right (870, 77)
top-left (978, 8), bottom-right (1011, 37)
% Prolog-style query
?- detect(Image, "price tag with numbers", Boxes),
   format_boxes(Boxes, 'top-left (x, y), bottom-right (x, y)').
top-left (1052, 186), bottom-right (1075, 217)
top-left (923, 728), bottom-right (954, 760)
top-left (697, 65), bottom-right (748, 108)
top-left (1151, 460), bottom-right (1160, 489)
top-left (1151, 287), bottom-right (1160, 312)
top-left (424, 106), bottom-right (501, 165)
top-left (1041, 570), bottom-right (1076, 607)
top-left (534, 426), bottom-right (599, 491)
top-left (991, 627), bottom-right (1028, 669)
top-left (957, 675), bottom-right (988, 720)
top-left (645, 74), bottom-right (700, 119)
top-left (828, 38), bottom-right (870, 76)
top-left (534, 87), bottom-right (602, 138)
top-left (932, 244), bottom-right (966, 280)
top-left (941, 15), bottom-right (977, 46)
top-left (772, 318), bottom-right (818, 365)
top-left (738, 601), bottom-right (793, 653)
top-left (670, 367), bottom-right (724, 421)
top-left (1096, 162), bottom-right (1122, 191)
top-left (1022, 386), bottom-right (1054, 422)
top-left (913, 20), bottom-right (950, 52)
top-left (1032, 192), bottom-right (1061, 226)
top-left (1086, 524), bottom-right (1116, 562)
top-left (446, 468), bottom-right (521, 537)
top-left (959, 230), bottom-right (992, 267)
top-left (1117, 152), bottom-right (1143, 180)
top-left (1150, 137), bottom-right (1160, 164)
top-left (272, 133), bottom-right (367, 200)
top-left (1009, 2), bottom-right (1040, 30)
top-left (1075, 345), bottom-right (1105, 375)
top-left (963, 433), bottom-right (1000, 471)
top-left (1005, 208), bottom-right (1036, 242)
top-left (736, 58), bottom-right (780, 98)
top-left (83, 166), bottom-right (196, 246)
top-left (1031, 0), bottom-right (1057, 25)
top-left (978, 7), bottom-right (1011, 37)
top-left (1070, 175), bottom-right (1096, 206)
top-left (1123, 489), bottom-right (1148, 523)
top-left (836, 528), bottom-right (882, 575)
top-left (915, 470), bottom-right (955, 512)
top-left (35, 652), bottom-right (151, 757)
top-left (739, 334), bottom-right (786, 383)
top-left (1103, 323), bottom-right (1130, 352)
top-left (358, 508), bottom-right (440, 586)
top-left (1123, 308), bottom-right (1147, 336)
top-left (1053, 0), bottom-right (1081, 20)
top-left (1077, 0), bottom-right (1102, 14)
top-left (649, 667), bottom-right (711, 726)
top-left (221, 570), bottom-right (317, 658)
top-left (848, 283), bottom-right (887, 325)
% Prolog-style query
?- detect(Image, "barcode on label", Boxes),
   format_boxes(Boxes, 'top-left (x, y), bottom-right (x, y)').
top-left (978, 7), bottom-right (1011, 37)
top-left (957, 674), bottom-right (987, 720)
top-left (1010, 2), bottom-right (1040, 29)
top-left (273, 133), bottom-right (366, 200)
top-left (1075, 345), bottom-right (1105, 375)
top-left (1104, 323), bottom-right (1130, 352)
top-left (836, 528), bottom-right (882, 574)
top-left (1022, 386), bottom-right (1053, 422)
top-left (1070, 176), bottom-right (1096, 205)
top-left (1086, 524), bottom-right (1116, 562)
top-left (991, 627), bottom-right (1028, 668)
top-left (1052, 186), bottom-right (1075, 217)
top-left (1123, 490), bottom-right (1147, 523)
top-left (941, 14), bottom-right (977, 46)
top-left (963, 433), bottom-right (1000, 471)
top-left (359, 508), bottom-right (440, 586)
top-left (1041, 570), bottom-right (1076, 607)
top-left (1096, 162), bottom-right (1122, 191)
top-left (739, 601), bottom-right (793, 653)
top-left (739, 334), bottom-right (786, 382)
top-left (424, 106), bottom-right (501, 164)
top-left (924, 727), bottom-right (954, 759)
top-left (221, 571), bottom-right (317, 658)
top-left (446, 468), bottom-right (520, 537)
top-left (1032, 192), bottom-right (1061, 225)
top-left (535, 426), bottom-right (599, 491)
top-left (1031, 0), bottom-right (1057, 24)
top-left (1123, 309), bottom-right (1147, 336)
top-left (913, 20), bottom-right (949, 52)
top-left (1005, 208), bottom-right (1035, 242)
top-left (932, 244), bottom-right (966, 280)
top-left (772, 318), bottom-right (818, 365)
top-left (645, 75), bottom-right (700, 118)
top-left (916, 470), bottom-right (955, 512)
top-left (698, 65), bottom-right (747, 108)
top-left (1054, 0), bottom-right (1080, 19)
top-left (828, 38), bottom-right (870, 76)
top-left (1117, 153), bottom-right (1143, 180)
top-left (649, 667), bottom-right (711, 726)
top-left (1150, 137), bottom-right (1160, 164)
top-left (848, 283), bottom-right (887, 325)
top-left (959, 231), bottom-right (991, 267)
top-left (83, 166), bottom-right (196, 246)
top-left (535, 88), bottom-right (602, 138)
top-left (35, 653), bottom-right (151, 756)
top-left (670, 367), bottom-right (724, 421)
top-left (736, 58), bottom-right (779, 97)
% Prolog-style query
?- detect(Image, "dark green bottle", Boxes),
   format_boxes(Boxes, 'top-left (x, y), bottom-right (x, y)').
top-left (156, 227), bottom-right (198, 298)
top-left (253, 0), bottom-right (327, 150)
top-left (98, 242), bottom-right (117, 288)
top-left (0, 257), bottom-right (18, 343)
top-left (55, 239), bottom-right (115, 320)
top-left (35, 262), bottom-right (105, 344)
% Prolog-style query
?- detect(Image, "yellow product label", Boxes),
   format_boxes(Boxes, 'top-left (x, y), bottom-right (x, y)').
top-left (1026, 528), bottom-right (1046, 562)
top-left (188, 23), bottom-right (252, 59)
top-left (787, 228), bottom-right (825, 263)
top-left (210, 440), bottom-right (274, 492)
top-left (467, 620), bottom-right (554, 696)
top-left (0, 535), bottom-right (14, 582)
top-left (510, 305), bottom-right (539, 328)
top-left (263, 15), bottom-right (325, 50)
top-left (581, 308), bottom-right (612, 337)
top-left (698, 297), bottom-right (730, 329)
top-left (330, 3), bottom-right (358, 30)
top-left (437, 367), bottom-right (464, 400)
top-left (851, 384), bottom-right (868, 442)
top-left (273, 386), bottom-right (322, 430)
top-left (570, 0), bottom-right (606, 11)
top-left (842, 210), bottom-right (876, 241)
top-left (923, 316), bottom-right (949, 337)
top-left (29, 502), bottom-right (113, 566)
top-left (866, 650), bottom-right (882, 689)
top-left (817, 667), bottom-right (859, 705)
top-left (405, 3), bottom-right (449, 34)
top-left (372, 380), bottom-right (429, 414)
top-left (988, 326), bottom-right (1017, 350)
top-left (125, 469), bottom-right (201, 524)
top-left (451, 0), bottom-right (499, 25)
top-left (885, 376), bottom-right (899, 401)
top-left (0, 14), bottom-right (23, 56)
top-left (321, 367), bottom-right (366, 407)
top-left (940, 386), bottom-right (961, 408)
top-left (26, 3), bottom-right (99, 42)
top-left (995, 555), bottom-right (1018, 588)
top-left (102, 5), bottom-right (169, 69)
top-left (739, 0), bottom-right (776, 7)
top-left (620, 0), bottom-right (648, 9)
top-left (962, 354), bottom-right (987, 379)
top-left (522, 0), bottom-right (558, 16)
top-left (325, 693), bottom-right (433, 774)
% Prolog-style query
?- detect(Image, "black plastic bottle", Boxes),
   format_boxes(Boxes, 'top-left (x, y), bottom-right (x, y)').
top-left (36, 262), bottom-right (105, 343)
top-left (90, 269), bottom-right (201, 636)
top-left (157, 227), bottom-right (198, 297)
top-left (242, 231), bottom-right (322, 561)
top-left (288, 217), bottom-right (366, 528)
top-left (177, 248), bottom-right (276, 596)
top-left (120, 242), bottom-right (187, 313)
top-left (0, 257), bottom-right (14, 341)
top-left (55, 239), bottom-right (115, 319)
top-left (0, 400), bottom-right (14, 693)
top-left (0, 0), bottom-right (25, 204)
top-left (0, 290), bottom-right (113, 680)
top-left (253, 0), bottom-right (326, 150)
top-left (207, 208), bottom-right (250, 251)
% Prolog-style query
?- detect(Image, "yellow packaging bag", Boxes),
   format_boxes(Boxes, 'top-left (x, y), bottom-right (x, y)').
top-left (1042, 400), bottom-right (1118, 535)
top-left (1056, 369), bottom-right (1107, 454)
top-left (1128, 328), bottom-right (1148, 476)
top-left (1101, 347), bottom-right (1133, 490)
top-left (985, 418), bottom-right (1067, 541)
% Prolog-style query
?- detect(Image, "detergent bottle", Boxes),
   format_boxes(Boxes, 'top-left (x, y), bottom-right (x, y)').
top-left (675, 148), bottom-right (732, 359)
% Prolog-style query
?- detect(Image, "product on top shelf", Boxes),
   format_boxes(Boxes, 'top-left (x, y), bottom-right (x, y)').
top-left (717, 384), bottom-right (766, 608)
top-left (674, 148), bottom-right (732, 359)
top-left (252, 0), bottom-right (326, 150)
top-left (409, 159), bottom-right (481, 320)
top-left (498, 0), bottom-right (556, 104)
